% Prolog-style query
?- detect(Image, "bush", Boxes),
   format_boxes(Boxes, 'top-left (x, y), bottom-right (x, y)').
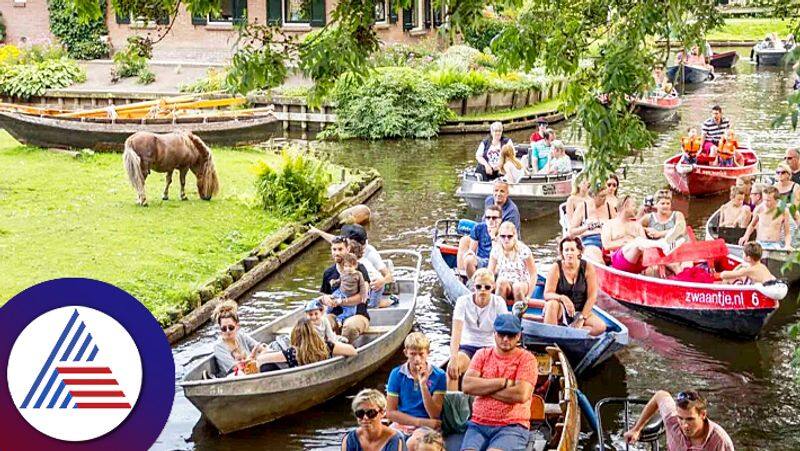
top-left (329, 67), bottom-right (452, 139)
top-left (113, 36), bottom-right (154, 80)
top-left (436, 45), bottom-right (482, 72)
top-left (428, 67), bottom-right (491, 100)
top-left (0, 45), bottom-right (20, 65)
top-left (48, 0), bottom-right (110, 59)
top-left (372, 43), bottom-right (436, 69)
top-left (136, 66), bottom-right (155, 84)
top-left (254, 150), bottom-right (332, 220)
top-left (179, 68), bottom-right (230, 93)
top-left (463, 17), bottom-right (506, 52)
top-left (0, 57), bottom-right (86, 98)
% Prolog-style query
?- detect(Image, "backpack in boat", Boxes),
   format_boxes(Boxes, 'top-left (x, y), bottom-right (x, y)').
top-left (441, 392), bottom-right (473, 435)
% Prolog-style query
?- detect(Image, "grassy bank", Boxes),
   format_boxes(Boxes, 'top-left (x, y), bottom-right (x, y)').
top-left (707, 18), bottom-right (794, 42)
top-left (0, 132), bottom-right (322, 322)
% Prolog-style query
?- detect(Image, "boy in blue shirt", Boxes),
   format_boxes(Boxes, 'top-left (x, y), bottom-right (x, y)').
top-left (386, 332), bottom-right (447, 437)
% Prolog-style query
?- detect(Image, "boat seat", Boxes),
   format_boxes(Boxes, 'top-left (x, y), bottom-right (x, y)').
top-left (544, 403), bottom-right (563, 416)
top-left (275, 325), bottom-right (394, 336)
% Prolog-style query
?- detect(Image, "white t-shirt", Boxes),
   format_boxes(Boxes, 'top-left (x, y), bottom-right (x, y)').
top-left (503, 161), bottom-right (525, 183)
top-left (361, 244), bottom-right (386, 279)
top-left (453, 293), bottom-right (508, 348)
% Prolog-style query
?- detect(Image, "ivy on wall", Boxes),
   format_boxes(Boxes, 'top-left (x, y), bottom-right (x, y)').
top-left (48, 0), bottom-right (110, 59)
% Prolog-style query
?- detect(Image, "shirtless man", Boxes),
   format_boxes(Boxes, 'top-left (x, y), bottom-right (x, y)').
top-left (718, 242), bottom-right (776, 284)
top-left (717, 186), bottom-right (752, 228)
top-left (602, 195), bottom-right (670, 274)
top-left (569, 186), bottom-right (614, 262)
top-left (739, 186), bottom-right (793, 250)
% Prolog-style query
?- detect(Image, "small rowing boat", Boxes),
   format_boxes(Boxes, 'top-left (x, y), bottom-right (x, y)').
top-left (443, 344), bottom-right (581, 451)
top-left (709, 51), bottom-right (739, 69)
top-left (431, 219), bottom-right (628, 374)
top-left (456, 145), bottom-right (583, 219)
top-left (705, 209), bottom-right (800, 283)
top-left (663, 140), bottom-right (759, 197)
top-left (752, 43), bottom-right (794, 66)
top-left (180, 250), bottom-right (421, 433)
top-left (633, 95), bottom-right (681, 125)
top-left (666, 64), bottom-right (713, 84)
top-left (586, 239), bottom-right (787, 338)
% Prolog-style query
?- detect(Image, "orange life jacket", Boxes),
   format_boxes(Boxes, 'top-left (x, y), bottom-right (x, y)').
top-left (681, 136), bottom-right (702, 157)
top-left (717, 138), bottom-right (738, 159)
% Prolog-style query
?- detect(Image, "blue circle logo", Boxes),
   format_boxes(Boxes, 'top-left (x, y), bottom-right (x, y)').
top-left (0, 278), bottom-right (174, 450)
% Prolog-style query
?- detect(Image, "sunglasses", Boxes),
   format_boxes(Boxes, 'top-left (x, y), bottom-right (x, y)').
top-left (499, 234), bottom-right (515, 240)
top-left (606, 182), bottom-right (618, 187)
top-left (475, 284), bottom-right (493, 291)
top-left (485, 215), bottom-right (501, 220)
top-left (675, 391), bottom-right (699, 403)
top-left (497, 331), bottom-right (518, 339)
top-left (776, 170), bottom-right (788, 175)
top-left (785, 156), bottom-right (796, 160)
top-left (220, 325), bottom-right (236, 333)
top-left (354, 408), bottom-right (380, 419)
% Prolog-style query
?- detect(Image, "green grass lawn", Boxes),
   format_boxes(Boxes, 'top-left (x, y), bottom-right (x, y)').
top-left (456, 98), bottom-right (562, 122)
top-left (0, 131), bottom-right (294, 323)
top-left (707, 18), bottom-right (794, 42)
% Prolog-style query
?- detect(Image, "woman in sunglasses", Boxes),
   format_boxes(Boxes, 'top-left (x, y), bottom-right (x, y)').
top-left (447, 268), bottom-right (508, 390)
top-left (605, 174), bottom-right (621, 214)
top-left (774, 162), bottom-right (800, 211)
top-left (212, 299), bottom-right (268, 377)
top-left (488, 221), bottom-right (537, 305)
top-left (342, 389), bottom-right (406, 451)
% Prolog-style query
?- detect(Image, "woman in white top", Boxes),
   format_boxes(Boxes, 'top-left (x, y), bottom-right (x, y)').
top-left (488, 221), bottom-right (538, 305)
top-left (539, 140), bottom-right (571, 174)
top-left (498, 142), bottom-right (526, 183)
top-left (475, 121), bottom-right (514, 181)
top-left (446, 268), bottom-right (508, 391)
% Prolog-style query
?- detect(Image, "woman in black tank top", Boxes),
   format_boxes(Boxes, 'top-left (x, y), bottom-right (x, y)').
top-left (541, 237), bottom-right (608, 336)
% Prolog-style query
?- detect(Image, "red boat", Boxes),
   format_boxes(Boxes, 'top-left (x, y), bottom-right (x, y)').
top-left (709, 51), bottom-right (739, 69)
top-left (663, 144), bottom-right (759, 196)
top-left (587, 239), bottom-right (787, 339)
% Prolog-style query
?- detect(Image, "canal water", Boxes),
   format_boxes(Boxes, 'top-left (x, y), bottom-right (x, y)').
top-left (157, 51), bottom-right (800, 450)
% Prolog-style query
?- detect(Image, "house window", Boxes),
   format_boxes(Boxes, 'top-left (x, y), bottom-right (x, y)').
top-left (374, 1), bottom-right (386, 23)
top-left (209, 0), bottom-right (245, 23)
top-left (285, 0), bottom-right (311, 23)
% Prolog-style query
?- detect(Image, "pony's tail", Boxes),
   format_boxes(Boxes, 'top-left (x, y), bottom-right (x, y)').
top-left (123, 137), bottom-right (145, 193)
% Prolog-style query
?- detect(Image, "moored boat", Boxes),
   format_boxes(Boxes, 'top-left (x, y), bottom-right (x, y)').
top-left (663, 142), bottom-right (759, 197)
top-left (456, 145), bottom-right (583, 219)
top-left (586, 241), bottom-right (787, 338)
top-left (705, 210), bottom-right (800, 283)
top-left (666, 64), bottom-right (713, 84)
top-left (431, 219), bottom-right (628, 374)
top-left (0, 108), bottom-right (278, 151)
top-left (180, 250), bottom-right (421, 434)
top-left (633, 95), bottom-right (682, 125)
top-left (709, 51), bottom-right (739, 69)
top-left (752, 44), bottom-right (794, 66)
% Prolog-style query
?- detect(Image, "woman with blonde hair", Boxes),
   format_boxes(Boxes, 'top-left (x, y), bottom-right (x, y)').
top-left (212, 299), bottom-right (267, 377)
top-left (342, 389), bottom-right (406, 450)
top-left (498, 142), bottom-right (525, 183)
top-left (564, 176), bottom-right (591, 228)
top-left (257, 317), bottom-right (357, 370)
top-left (488, 221), bottom-right (537, 305)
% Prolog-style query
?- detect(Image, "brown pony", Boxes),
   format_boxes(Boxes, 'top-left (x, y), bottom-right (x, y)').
top-left (123, 131), bottom-right (220, 206)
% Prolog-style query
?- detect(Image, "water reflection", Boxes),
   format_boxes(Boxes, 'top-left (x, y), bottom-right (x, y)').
top-left (156, 51), bottom-right (800, 450)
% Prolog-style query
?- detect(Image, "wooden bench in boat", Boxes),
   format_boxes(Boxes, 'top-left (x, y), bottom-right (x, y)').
top-left (275, 324), bottom-right (395, 336)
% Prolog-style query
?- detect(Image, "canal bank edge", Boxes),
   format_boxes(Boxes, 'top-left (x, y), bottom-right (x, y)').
top-left (162, 169), bottom-right (384, 344)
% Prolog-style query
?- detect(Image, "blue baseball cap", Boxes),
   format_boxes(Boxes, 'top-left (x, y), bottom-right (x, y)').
top-left (304, 299), bottom-right (323, 312)
top-left (494, 314), bottom-right (522, 335)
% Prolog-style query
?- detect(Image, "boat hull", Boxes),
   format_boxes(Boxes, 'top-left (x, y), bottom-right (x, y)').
top-left (0, 111), bottom-right (279, 151)
top-left (663, 151), bottom-right (759, 197)
top-left (633, 97), bottom-right (681, 125)
top-left (753, 47), bottom-right (790, 66)
top-left (588, 258), bottom-right (780, 338)
top-left (666, 65), bottom-right (712, 84)
top-left (710, 51), bottom-right (739, 69)
top-left (705, 210), bottom-right (800, 283)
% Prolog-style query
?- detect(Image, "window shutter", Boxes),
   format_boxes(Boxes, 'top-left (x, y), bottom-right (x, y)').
top-left (191, 13), bottom-right (207, 25)
top-left (156, 14), bottom-right (170, 25)
top-left (432, 3), bottom-right (442, 27)
top-left (233, 0), bottom-right (247, 24)
top-left (424, 0), bottom-right (431, 28)
top-left (388, 0), bottom-right (397, 24)
top-left (116, 11), bottom-right (131, 24)
top-left (402, 8), bottom-right (412, 31)
top-left (267, 0), bottom-right (282, 25)
top-left (310, 0), bottom-right (325, 26)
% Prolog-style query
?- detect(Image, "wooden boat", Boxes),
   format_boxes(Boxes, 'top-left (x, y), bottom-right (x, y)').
top-left (709, 51), bottom-right (739, 69)
top-left (752, 43), bottom-right (794, 66)
top-left (666, 64), bottom-right (713, 84)
top-left (586, 240), bottom-right (788, 338)
top-left (444, 344), bottom-right (580, 451)
top-left (180, 250), bottom-right (421, 434)
top-left (431, 219), bottom-right (628, 374)
top-left (456, 145), bottom-right (583, 219)
top-left (663, 141), bottom-right (759, 197)
top-left (633, 95), bottom-right (681, 125)
top-left (705, 209), bottom-right (800, 283)
top-left (0, 109), bottom-right (279, 151)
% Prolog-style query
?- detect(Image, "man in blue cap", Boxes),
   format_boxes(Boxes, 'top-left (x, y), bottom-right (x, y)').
top-left (461, 314), bottom-right (538, 451)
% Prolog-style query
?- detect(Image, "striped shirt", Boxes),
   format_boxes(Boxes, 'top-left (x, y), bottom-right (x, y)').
top-left (701, 116), bottom-right (730, 144)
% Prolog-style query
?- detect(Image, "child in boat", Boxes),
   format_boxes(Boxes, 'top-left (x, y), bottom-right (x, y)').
top-left (679, 128), bottom-right (702, 164)
top-left (718, 242), bottom-right (776, 284)
top-left (326, 252), bottom-right (367, 324)
top-left (228, 347), bottom-right (258, 377)
top-left (304, 299), bottom-right (338, 343)
top-left (715, 129), bottom-right (739, 167)
top-left (739, 186), bottom-right (793, 250)
top-left (718, 186), bottom-right (752, 228)
top-left (498, 142), bottom-right (526, 183)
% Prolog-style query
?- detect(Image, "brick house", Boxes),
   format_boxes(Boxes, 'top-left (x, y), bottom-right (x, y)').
top-left (1, 0), bottom-right (445, 60)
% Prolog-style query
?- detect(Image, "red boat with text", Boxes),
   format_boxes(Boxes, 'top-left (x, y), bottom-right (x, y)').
top-left (586, 238), bottom-right (787, 339)
top-left (663, 138), bottom-right (759, 196)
